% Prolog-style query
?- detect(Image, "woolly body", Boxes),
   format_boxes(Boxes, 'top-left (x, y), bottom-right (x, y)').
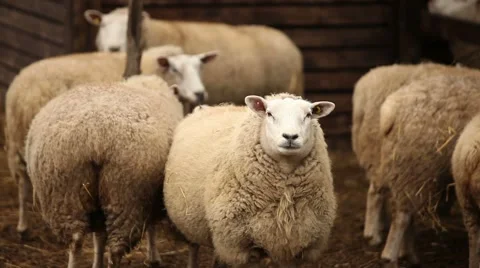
top-left (25, 75), bottom-right (183, 265)
top-left (164, 98), bottom-right (336, 266)
top-left (378, 74), bottom-right (480, 266)
top-left (88, 7), bottom-right (304, 103)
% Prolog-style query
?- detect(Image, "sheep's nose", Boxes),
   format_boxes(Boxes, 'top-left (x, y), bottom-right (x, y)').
top-left (109, 46), bottom-right (120, 52)
top-left (282, 133), bottom-right (299, 141)
top-left (195, 92), bottom-right (205, 104)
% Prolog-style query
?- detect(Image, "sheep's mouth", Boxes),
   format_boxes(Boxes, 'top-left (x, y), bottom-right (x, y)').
top-left (279, 143), bottom-right (301, 150)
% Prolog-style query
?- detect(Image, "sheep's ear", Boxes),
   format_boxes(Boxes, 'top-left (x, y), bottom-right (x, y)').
top-left (157, 57), bottom-right (170, 68)
top-left (84, 10), bottom-right (103, 26)
top-left (199, 51), bottom-right (219, 64)
top-left (245, 95), bottom-right (267, 116)
top-left (310, 101), bottom-right (335, 119)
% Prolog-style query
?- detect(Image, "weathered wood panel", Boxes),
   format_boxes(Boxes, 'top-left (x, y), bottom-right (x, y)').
top-left (303, 48), bottom-right (392, 69)
top-left (0, 64), bottom-right (17, 89)
top-left (1, 0), bottom-right (66, 23)
top-left (0, 45), bottom-right (38, 71)
top-left (104, 5), bottom-right (392, 26)
top-left (305, 71), bottom-right (365, 91)
top-left (284, 27), bottom-right (393, 48)
top-left (0, 25), bottom-right (64, 58)
top-left (0, 6), bottom-right (64, 44)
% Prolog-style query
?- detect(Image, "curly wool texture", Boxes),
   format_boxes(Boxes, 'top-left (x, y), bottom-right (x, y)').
top-left (164, 100), bottom-right (336, 265)
top-left (110, 7), bottom-right (304, 103)
top-left (5, 45), bottom-right (182, 184)
top-left (451, 115), bottom-right (480, 232)
top-left (25, 76), bottom-right (183, 248)
top-left (352, 62), bottom-right (479, 183)
top-left (379, 74), bottom-right (480, 226)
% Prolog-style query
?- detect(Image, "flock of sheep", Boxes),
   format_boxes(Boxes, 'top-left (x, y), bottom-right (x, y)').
top-left (6, 1), bottom-right (480, 268)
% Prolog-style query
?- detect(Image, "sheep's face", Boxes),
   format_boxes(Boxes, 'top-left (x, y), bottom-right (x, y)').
top-left (157, 51), bottom-right (218, 105)
top-left (245, 95), bottom-right (335, 159)
top-left (85, 9), bottom-right (140, 52)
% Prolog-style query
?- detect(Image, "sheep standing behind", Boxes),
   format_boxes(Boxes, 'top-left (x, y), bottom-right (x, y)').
top-left (5, 45), bottom-right (217, 237)
top-left (164, 94), bottom-right (337, 267)
top-left (377, 74), bottom-right (480, 267)
top-left (25, 75), bottom-right (183, 268)
top-left (352, 62), bottom-right (479, 246)
top-left (84, 7), bottom-right (304, 103)
top-left (452, 114), bottom-right (480, 268)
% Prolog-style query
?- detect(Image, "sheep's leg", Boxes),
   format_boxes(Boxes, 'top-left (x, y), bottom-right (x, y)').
top-left (68, 232), bottom-right (84, 268)
top-left (462, 210), bottom-right (480, 268)
top-left (364, 182), bottom-right (386, 246)
top-left (398, 218), bottom-right (419, 266)
top-left (381, 211), bottom-right (412, 268)
top-left (188, 243), bottom-right (199, 268)
top-left (92, 231), bottom-right (107, 268)
top-left (17, 170), bottom-right (31, 239)
top-left (146, 224), bottom-right (162, 266)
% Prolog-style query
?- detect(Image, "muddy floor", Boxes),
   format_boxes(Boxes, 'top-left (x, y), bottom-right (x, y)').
top-left (0, 150), bottom-right (469, 268)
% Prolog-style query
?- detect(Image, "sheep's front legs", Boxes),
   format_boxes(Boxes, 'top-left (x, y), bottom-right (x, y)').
top-left (68, 232), bottom-right (84, 268)
top-left (146, 224), bottom-right (162, 266)
top-left (381, 211), bottom-right (413, 268)
top-left (364, 182), bottom-right (387, 246)
top-left (188, 243), bottom-right (199, 268)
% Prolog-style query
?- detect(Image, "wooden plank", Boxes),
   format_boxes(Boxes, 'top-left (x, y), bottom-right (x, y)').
top-left (64, 0), bottom-right (74, 52)
top-left (0, 0), bottom-right (66, 23)
top-left (305, 71), bottom-right (365, 91)
top-left (421, 10), bottom-right (480, 46)
top-left (0, 64), bottom-right (18, 88)
top-left (0, 45), bottom-right (38, 70)
top-left (0, 6), bottom-right (64, 45)
top-left (316, 112), bottom-right (352, 135)
top-left (139, 5), bottom-right (393, 26)
top-left (306, 93), bottom-right (353, 113)
top-left (104, 0), bottom-right (391, 4)
top-left (302, 48), bottom-right (393, 69)
top-left (283, 27), bottom-right (393, 48)
top-left (0, 25), bottom-right (64, 58)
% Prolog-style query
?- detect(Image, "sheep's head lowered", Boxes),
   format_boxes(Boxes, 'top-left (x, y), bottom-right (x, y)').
top-left (85, 8), bottom-right (143, 52)
top-left (157, 51), bottom-right (218, 105)
top-left (245, 94), bottom-right (335, 162)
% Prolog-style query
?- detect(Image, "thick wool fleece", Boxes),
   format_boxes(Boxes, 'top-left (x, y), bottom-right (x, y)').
top-left (26, 76), bottom-right (183, 251)
top-left (379, 74), bottom-right (480, 224)
top-left (5, 45), bottom-right (181, 195)
top-left (352, 62), bottom-right (480, 183)
top-left (164, 103), bottom-right (336, 265)
top-left (110, 7), bottom-right (304, 103)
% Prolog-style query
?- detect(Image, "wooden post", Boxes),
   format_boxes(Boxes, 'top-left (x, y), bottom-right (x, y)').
top-left (123, 0), bottom-right (144, 78)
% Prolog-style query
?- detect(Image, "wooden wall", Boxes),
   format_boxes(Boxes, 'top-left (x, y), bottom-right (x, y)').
top-left (102, 0), bottom-right (397, 137)
top-left (0, 0), bottom-right (397, 141)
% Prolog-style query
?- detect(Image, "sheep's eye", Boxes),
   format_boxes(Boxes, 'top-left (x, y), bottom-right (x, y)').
top-left (306, 113), bottom-right (312, 119)
top-left (266, 112), bottom-right (273, 117)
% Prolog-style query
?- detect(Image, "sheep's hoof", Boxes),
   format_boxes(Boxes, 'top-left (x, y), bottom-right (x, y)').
top-left (146, 261), bottom-right (165, 268)
top-left (380, 258), bottom-right (399, 268)
top-left (18, 229), bottom-right (31, 242)
top-left (368, 235), bottom-right (383, 247)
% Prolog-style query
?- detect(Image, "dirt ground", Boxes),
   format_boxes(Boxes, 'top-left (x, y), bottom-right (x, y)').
top-left (0, 149), bottom-right (469, 268)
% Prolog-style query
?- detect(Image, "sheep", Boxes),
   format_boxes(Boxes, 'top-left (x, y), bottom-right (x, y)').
top-left (25, 75), bottom-right (183, 268)
top-left (163, 93), bottom-right (337, 267)
top-left (4, 44), bottom-right (217, 239)
top-left (451, 114), bottom-right (480, 268)
top-left (353, 62), bottom-right (478, 246)
top-left (428, 0), bottom-right (480, 23)
top-left (84, 7), bottom-right (304, 104)
top-left (376, 73), bottom-right (480, 267)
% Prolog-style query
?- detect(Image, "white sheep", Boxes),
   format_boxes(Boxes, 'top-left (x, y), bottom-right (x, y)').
top-left (25, 75), bottom-right (183, 268)
top-left (377, 73), bottom-right (480, 267)
top-left (353, 62), bottom-right (478, 246)
top-left (5, 45), bottom-right (217, 238)
top-left (163, 93), bottom-right (337, 267)
top-left (84, 7), bottom-right (304, 104)
top-left (451, 114), bottom-right (480, 268)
